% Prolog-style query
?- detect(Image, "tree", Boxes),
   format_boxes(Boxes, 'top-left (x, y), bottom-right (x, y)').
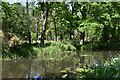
top-left (26, 0), bottom-right (31, 44)
top-left (40, 2), bottom-right (49, 47)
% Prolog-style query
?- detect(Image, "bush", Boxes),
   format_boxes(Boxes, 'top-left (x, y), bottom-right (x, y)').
top-left (2, 43), bottom-right (37, 59)
top-left (76, 55), bottom-right (120, 78)
top-left (36, 41), bottom-right (76, 61)
top-left (50, 41), bottom-right (76, 51)
top-left (81, 41), bottom-right (120, 51)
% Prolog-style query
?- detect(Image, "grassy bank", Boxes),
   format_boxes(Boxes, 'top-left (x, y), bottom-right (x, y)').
top-left (2, 41), bottom-right (76, 60)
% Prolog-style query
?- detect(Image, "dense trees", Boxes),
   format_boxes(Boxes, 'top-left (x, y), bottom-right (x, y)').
top-left (1, 1), bottom-right (120, 50)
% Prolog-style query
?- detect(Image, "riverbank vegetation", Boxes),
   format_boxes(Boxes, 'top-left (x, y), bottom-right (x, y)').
top-left (1, 1), bottom-right (120, 58)
top-left (2, 41), bottom-right (76, 60)
top-left (60, 55), bottom-right (120, 79)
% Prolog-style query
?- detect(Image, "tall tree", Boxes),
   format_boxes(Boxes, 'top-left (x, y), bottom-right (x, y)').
top-left (40, 2), bottom-right (49, 47)
top-left (26, 0), bottom-right (31, 44)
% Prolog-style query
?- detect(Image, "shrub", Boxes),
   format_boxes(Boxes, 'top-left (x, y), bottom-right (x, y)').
top-left (50, 41), bottom-right (76, 51)
top-left (76, 55), bottom-right (120, 78)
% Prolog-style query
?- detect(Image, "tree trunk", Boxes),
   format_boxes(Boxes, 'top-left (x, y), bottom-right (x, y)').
top-left (69, 2), bottom-right (74, 40)
top-left (118, 27), bottom-right (120, 41)
top-left (82, 33), bottom-right (85, 45)
top-left (80, 31), bottom-right (85, 45)
top-left (33, 8), bottom-right (39, 43)
top-left (53, 18), bottom-right (57, 41)
top-left (80, 5), bottom-right (87, 45)
top-left (102, 26), bottom-right (109, 43)
top-left (69, 31), bottom-right (72, 40)
top-left (36, 19), bottom-right (39, 43)
top-left (26, 0), bottom-right (31, 44)
top-left (41, 2), bottom-right (49, 47)
top-left (117, 20), bottom-right (120, 41)
top-left (60, 30), bottom-right (63, 42)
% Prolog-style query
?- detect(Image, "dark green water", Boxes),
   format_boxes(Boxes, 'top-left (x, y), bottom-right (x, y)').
top-left (2, 51), bottom-right (120, 78)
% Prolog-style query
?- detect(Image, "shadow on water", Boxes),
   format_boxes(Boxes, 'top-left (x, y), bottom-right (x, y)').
top-left (2, 51), bottom-right (120, 79)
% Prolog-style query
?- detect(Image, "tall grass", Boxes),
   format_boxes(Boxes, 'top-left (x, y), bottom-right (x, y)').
top-left (2, 41), bottom-right (76, 60)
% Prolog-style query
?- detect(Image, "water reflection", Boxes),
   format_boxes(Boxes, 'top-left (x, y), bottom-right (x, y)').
top-left (2, 59), bottom-right (31, 78)
top-left (77, 51), bottom-right (119, 67)
top-left (2, 51), bottom-right (120, 78)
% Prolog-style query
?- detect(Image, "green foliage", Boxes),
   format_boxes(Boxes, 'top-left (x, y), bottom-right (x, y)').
top-left (81, 41), bottom-right (120, 51)
top-left (50, 41), bottom-right (76, 51)
top-left (35, 41), bottom-right (76, 61)
top-left (2, 1), bottom-right (120, 51)
top-left (76, 55), bottom-right (120, 78)
top-left (2, 43), bottom-right (37, 59)
top-left (3, 41), bottom-right (76, 60)
top-left (102, 56), bottom-right (120, 78)
top-left (1, 1), bottom-right (120, 59)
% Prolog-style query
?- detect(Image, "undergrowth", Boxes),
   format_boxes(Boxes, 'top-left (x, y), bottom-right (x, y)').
top-left (2, 41), bottom-right (76, 60)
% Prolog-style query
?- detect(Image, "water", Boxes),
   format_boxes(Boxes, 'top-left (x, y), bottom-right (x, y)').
top-left (2, 51), bottom-right (120, 78)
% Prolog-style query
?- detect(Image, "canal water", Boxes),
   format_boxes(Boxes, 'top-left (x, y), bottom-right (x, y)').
top-left (2, 51), bottom-right (120, 78)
